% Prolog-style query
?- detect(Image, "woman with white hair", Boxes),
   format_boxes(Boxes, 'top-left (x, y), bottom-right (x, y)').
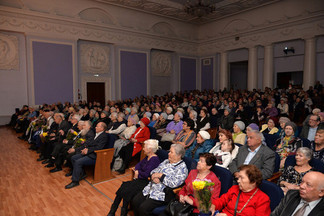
top-left (107, 139), bottom-right (160, 216)
top-left (278, 147), bottom-right (314, 194)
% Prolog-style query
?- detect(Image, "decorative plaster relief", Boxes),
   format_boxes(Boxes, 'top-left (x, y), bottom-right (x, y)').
top-left (0, 33), bottom-right (19, 70)
top-left (151, 50), bottom-right (172, 76)
top-left (78, 8), bottom-right (117, 25)
top-left (151, 22), bottom-right (176, 37)
top-left (80, 44), bottom-right (110, 74)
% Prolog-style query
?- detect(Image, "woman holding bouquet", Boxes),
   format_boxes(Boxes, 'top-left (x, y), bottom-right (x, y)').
top-left (211, 165), bottom-right (270, 216)
top-left (161, 153), bottom-right (221, 215)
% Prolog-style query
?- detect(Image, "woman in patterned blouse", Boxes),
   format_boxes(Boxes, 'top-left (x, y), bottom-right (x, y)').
top-left (278, 147), bottom-right (313, 194)
top-left (311, 129), bottom-right (324, 163)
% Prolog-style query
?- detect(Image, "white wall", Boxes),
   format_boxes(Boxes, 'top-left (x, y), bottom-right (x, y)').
top-left (0, 31), bottom-right (28, 125)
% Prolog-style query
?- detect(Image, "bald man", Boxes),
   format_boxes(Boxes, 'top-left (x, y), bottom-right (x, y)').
top-left (271, 171), bottom-right (324, 216)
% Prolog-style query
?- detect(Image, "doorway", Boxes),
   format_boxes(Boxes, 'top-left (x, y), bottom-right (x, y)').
top-left (229, 61), bottom-right (248, 90)
top-left (277, 71), bottom-right (303, 89)
top-left (87, 82), bottom-right (105, 105)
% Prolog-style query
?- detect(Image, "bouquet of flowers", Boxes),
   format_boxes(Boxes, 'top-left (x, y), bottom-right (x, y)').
top-left (192, 179), bottom-right (215, 214)
top-left (73, 138), bottom-right (86, 149)
top-left (40, 132), bottom-right (49, 143)
top-left (66, 130), bottom-right (79, 141)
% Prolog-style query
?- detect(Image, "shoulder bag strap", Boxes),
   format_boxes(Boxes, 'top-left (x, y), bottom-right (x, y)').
top-left (234, 190), bottom-right (241, 216)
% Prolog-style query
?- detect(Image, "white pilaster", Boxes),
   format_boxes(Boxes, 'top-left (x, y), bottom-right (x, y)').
top-left (263, 44), bottom-right (274, 89)
top-left (248, 46), bottom-right (258, 91)
top-left (303, 37), bottom-right (316, 90)
top-left (219, 52), bottom-right (228, 90)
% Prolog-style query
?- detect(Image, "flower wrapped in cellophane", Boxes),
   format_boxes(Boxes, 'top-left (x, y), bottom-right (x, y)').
top-left (192, 179), bottom-right (215, 214)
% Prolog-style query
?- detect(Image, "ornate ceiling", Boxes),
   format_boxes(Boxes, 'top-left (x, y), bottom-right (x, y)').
top-left (95, 0), bottom-right (281, 24)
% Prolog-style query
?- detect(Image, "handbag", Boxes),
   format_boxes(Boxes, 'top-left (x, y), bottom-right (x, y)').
top-left (165, 199), bottom-right (194, 216)
top-left (161, 133), bottom-right (176, 142)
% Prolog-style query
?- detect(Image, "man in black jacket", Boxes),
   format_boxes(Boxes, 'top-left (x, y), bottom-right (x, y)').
top-left (271, 171), bottom-right (324, 216)
top-left (65, 122), bottom-right (107, 189)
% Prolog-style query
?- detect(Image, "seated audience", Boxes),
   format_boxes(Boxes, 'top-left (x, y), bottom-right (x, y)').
top-left (278, 147), bottom-right (314, 194)
top-left (273, 121), bottom-right (302, 169)
top-left (196, 109), bottom-right (210, 132)
top-left (271, 171), bottom-right (324, 216)
top-left (229, 130), bottom-right (276, 179)
top-left (159, 112), bottom-right (184, 142)
top-left (264, 101), bottom-right (279, 118)
top-left (161, 153), bottom-right (221, 215)
top-left (232, 121), bottom-right (246, 145)
top-left (148, 113), bottom-right (159, 127)
top-left (107, 139), bottom-right (160, 216)
top-left (211, 165), bottom-right (271, 216)
top-left (300, 114), bottom-right (323, 142)
top-left (154, 113), bottom-right (169, 136)
top-left (210, 107), bottom-right (221, 128)
top-left (219, 107), bottom-right (234, 131)
top-left (160, 118), bottom-right (196, 150)
top-left (260, 117), bottom-right (279, 135)
top-left (251, 106), bottom-right (266, 127)
top-left (311, 129), bottom-right (324, 163)
top-left (65, 122), bottom-right (108, 189)
top-left (213, 139), bottom-right (234, 169)
top-left (277, 97), bottom-right (289, 117)
top-left (105, 112), bottom-right (127, 148)
top-left (115, 117), bottom-right (150, 174)
top-left (210, 129), bottom-right (238, 159)
top-left (131, 144), bottom-right (188, 216)
top-left (185, 131), bottom-right (214, 162)
top-left (278, 117), bottom-right (290, 138)
top-left (188, 109), bottom-right (198, 129)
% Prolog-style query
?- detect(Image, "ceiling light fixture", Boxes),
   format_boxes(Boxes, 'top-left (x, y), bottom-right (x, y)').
top-left (184, 0), bottom-right (215, 18)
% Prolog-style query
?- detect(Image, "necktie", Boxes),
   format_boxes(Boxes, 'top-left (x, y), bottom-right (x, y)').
top-left (293, 202), bottom-right (308, 216)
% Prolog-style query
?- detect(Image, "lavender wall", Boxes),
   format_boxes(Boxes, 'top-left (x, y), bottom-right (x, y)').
top-left (180, 57), bottom-right (196, 92)
top-left (120, 51), bottom-right (147, 99)
top-left (201, 58), bottom-right (213, 90)
top-left (33, 41), bottom-right (73, 104)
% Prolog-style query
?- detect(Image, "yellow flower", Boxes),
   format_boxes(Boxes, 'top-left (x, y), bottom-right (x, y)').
top-left (79, 138), bottom-right (85, 142)
top-left (73, 131), bottom-right (78, 136)
top-left (192, 180), bottom-right (206, 190)
top-left (42, 132), bottom-right (48, 137)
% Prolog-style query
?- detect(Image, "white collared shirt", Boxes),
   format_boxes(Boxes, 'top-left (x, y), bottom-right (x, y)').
top-left (244, 145), bottom-right (262, 165)
top-left (291, 199), bottom-right (321, 216)
top-left (94, 131), bottom-right (103, 140)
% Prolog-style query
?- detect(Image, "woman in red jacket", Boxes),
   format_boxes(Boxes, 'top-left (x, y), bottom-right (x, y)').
top-left (211, 165), bottom-right (271, 216)
top-left (116, 117), bottom-right (150, 174)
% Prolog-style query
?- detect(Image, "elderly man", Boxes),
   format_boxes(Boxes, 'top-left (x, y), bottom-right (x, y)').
top-left (229, 130), bottom-right (276, 179)
top-left (300, 114), bottom-right (324, 142)
top-left (65, 121), bottom-right (108, 189)
top-left (271, 171), bottom-right (324, 216)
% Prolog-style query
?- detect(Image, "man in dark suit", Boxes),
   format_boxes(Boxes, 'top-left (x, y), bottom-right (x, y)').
top-left (229, 130), bottom-right (276, 179)
top-left (39, 113), bottom-right (70, 163)
top-left (300, 114), bottom-right (324, 142)
top-left (271, 171), bottom-right (324, 216)
top-left (65, 122), bottom-right (108, 189)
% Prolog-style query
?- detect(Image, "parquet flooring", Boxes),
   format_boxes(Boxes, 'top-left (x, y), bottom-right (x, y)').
top-left (0, 127), bottom-right (132, 216)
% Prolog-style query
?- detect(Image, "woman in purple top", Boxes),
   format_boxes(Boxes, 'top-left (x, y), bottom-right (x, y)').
top-left (107, 139), bottom-right (160, 216)
top-left (165, 112), bottom-right (184, 135)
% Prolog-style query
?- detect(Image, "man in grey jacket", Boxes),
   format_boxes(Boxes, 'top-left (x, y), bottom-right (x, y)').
top-left (229, 130), bottom-right (276, 179)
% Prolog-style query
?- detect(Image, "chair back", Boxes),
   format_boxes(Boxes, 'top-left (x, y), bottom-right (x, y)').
top-left (259, 180), bottom-right (284, 211)
top-left (207, 128), bottom-right (218, 139)
top-left (211, 166), bottom-right (233, 196)
top-left (263, 133), bottom-right (279, 149)
top-left (300, 138), bottom-right (311, 148)
top-left (148, 126), bottom-right (157, 139)
top-left (274, 152), bottom-right (281, 173)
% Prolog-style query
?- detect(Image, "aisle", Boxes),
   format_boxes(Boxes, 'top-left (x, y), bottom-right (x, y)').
top-left (0, 126), bottom-right (129, 216)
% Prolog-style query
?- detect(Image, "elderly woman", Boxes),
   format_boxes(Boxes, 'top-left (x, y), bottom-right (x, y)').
top-left (210, 129), bottom-right (238, 160)
top-left (211, 165), bottom-right (271, 216)
top-left (251, 106), bottom-right (266, 127)
top-left (160, 119), bottom-right (196, 150)
top-left (219, 107), bottom-right (235, 131)
top-left (260, 117), bottom-right (279, 135)
top-left (196, 109), bottom-right (211, 132)
top-left (189, 109), bottom-right (198, 129)
top-left (185, 131), bottom-right (214, 162)
top-left (107, 139), bottom-right (160, 216)
top-left (105, 112), bottom-right (127, 148)
top-left (278, 117), bottom-right (290, 138)
top-left (160, 112), bottom-right (184, 142)
top-left (278, 147), bottom-right (314, 194)
top-left (277, 98), bottom-right (289, 117)
top-left (131, 144), bottom-right (188, 216)
top-left (232, 121), bottom-right (246, 145)
top-left (115, 117), bottom-right (151, 174)
top-left (264, 101), bottom-right (279, 118)
top-left (154, 113), bottom-right (169, 135)
top-left (273, 121), bottom-right (303, 169)
top-left (148, 113), bottom-right (159, 127)
top-left (311, 129), bottom-right (324, 163)
top-left (161, 153), bottom-right (221, 216)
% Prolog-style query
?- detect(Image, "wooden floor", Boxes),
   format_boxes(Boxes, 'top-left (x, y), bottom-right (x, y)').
top-left (0, 126), bottom-right (132, 216)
